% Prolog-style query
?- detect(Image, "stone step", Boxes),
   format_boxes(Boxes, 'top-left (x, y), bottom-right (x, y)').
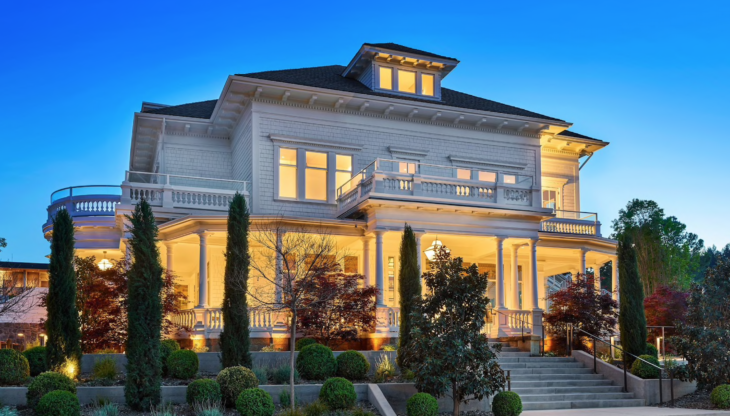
top-left (510, 373), bottom-right (606, 381)
top-left (519, 392), bottom-right (636, 402)
top-left (498, 357), bottom-right (575, 363)
top-left (499, 361), bottom-right (585, 369)
top-left (521, 399), bottom-right (645, 411)
top-left (511, 385), bottom-right (624, 395)
top-left (497, 352), bottom-right (532, 357)
top-left (507, 367), bottom-right (594, 375)
top-left (510, 379), bottom-right (614, 388)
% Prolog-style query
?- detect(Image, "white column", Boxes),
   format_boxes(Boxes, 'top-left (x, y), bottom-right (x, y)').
top-left (612, 256), bottom-right (619, 302)
top-left (529, 239), bottom-right (540, 310)
top-left (594, 262), bottom-right (603, 291)
top-left (165, 242), bottom-right (174, 272)
top-left (510, 245), bottom-right (520, 309)
top-left (375, 231), bottom-right (386, 306)
top-left (414, 233), bottom-right (424, 275)
top-left (197, 231), bottom-right (210, 308)
top-left (495, 237), bottom-right (506, 310)
top-left (362, 237), bottom-right (372, 287)
top-left (275, 231), bottom-right (284, 304)
top-left (579, 248), bottom-right (587, 275)
top-left (23, 270), bottom-right (27, 289)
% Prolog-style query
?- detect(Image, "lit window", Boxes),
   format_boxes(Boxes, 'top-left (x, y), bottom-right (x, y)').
top-left (399, 162), bottom-right (417, 174)
top-left (478, 171), bottom-right (496, 182)
top-left (279, 148), bottom-right (297, 198)
top-left (379, 67), bottom-right (393, 90)
top-left (305, 151), bottom-right (327, 201)
top-left (398, 70), bottom-right (416, 93)
top-left (344, 256), bottom-right (358, 274)
top-left (457, 169), bottom-right (471, 180)
top-left (543, 189), bottom-right (559, 209)
top-left (503, 175), bottom-right (516, 184)
top-left (335, 155), bottom-right (353, 193)
top-left (421, 74), bottom-right (434, 96)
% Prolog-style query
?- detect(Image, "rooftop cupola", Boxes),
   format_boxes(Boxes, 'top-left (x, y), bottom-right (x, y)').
top-left (342, 43), bottom-right (459, 101)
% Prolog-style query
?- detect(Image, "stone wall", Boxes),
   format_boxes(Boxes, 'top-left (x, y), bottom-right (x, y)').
top-left (0, 322), bottom-right (44, 349)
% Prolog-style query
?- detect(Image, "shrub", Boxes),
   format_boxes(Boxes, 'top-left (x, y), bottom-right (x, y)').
top-left (297, 344), bottom-right (336, 380)
top-left (167, 350), bottom-right (199, 379)
top-left (351, 409), bottom-right (376, 416)
top-left (374, 355), bottom-right (396, 383)
top-left (631, 354), bottom-right (661, 379)
top-left (295, 338), bottom-right (317, 351)
top-left (160, 340), bottom-right (180, 376)
top-left (235, 388), bottom-right (274, 416)
top-left (186, 379), bottom-right (222, 405)
top-left (260, 344), bottom-right (280, 352)
top-left (278, 409), bottom-right (305, 416)
top-left (319, 377), bottom-right (356, 410)
top-left (216, 366), bottom-right (259, 407)
top-left (336, 351), bottom-right (370, 380)
top-left (93, 358), bottom-right (117, 384)
top-left (91, 403), bottom-right (119, 416)
top-left (646, 343), bottom-right (659, 359)
top-left (492, 391), bottom-right (523, 416)
top-left (0, 349), bottom-right (30, 385)
top-left (407, 392), bottom-right (438, 416)
top-left (36, 390), bottom-right (80, 416)
top-left (23, 346), bottom-right (48, 377)
top-left (27, 372), bottom-right (76, 409)
top-left (711, 385), bottom-right (730, 409)
top-left (193, 401), bottom-right (223, 416)
top-left (272, 364), bottom-right (300, 385)
top-left (253, 367), bottom-right (268, 385)
top-left (303, 400), bottom-right (328, 416)
top-left (279, 389), bottom-right (295, 408)
top-left (381, 345), bottom-right (395, 351)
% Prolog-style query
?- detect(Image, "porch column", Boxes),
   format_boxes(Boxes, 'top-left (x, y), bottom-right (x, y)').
top-left (612, 255), bottom-right (619, 302)
top-left (528, 238), bottom-right (540, 310)
top-left (495, 236), bottom-right (506, 310)
top-left (23, 270), bottom-right (27, 289)
top-left (594, 262), bottom-right (603, 291)
top-left (165, 242), bottom-right (174, 272)
top-left (375, 231), bottom-right (386, 306)
top-left (197, 231), bottom-right (211, 308)
top-left (362, 236), bottom-right (372, 287)
top-left (275, 231), bottom-right (285, 304)
top-left (414, 232), bottom-right (425, 276)
top-left (579, 248), bottom-right (587, 275)
top-left (510, 245), bottom-right (520, 309)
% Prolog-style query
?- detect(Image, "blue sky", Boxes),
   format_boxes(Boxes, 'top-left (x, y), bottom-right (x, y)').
top-left (1, 0), bottom-right (728, 263)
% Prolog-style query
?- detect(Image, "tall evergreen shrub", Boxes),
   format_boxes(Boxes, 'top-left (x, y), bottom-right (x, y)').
top-left (397, 224), bottom-right (421, 369)
top-left (46, 209), bottom-right (82, 371)
top-left (124, 200), bottom-right (164, 410)
top-left (220, 193), bottom-right (252, 368)
top-left (618, 232), bottom-right (647, 368)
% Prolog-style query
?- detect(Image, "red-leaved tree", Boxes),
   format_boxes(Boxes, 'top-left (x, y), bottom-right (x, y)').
top-left (644, 285), bottom-right (688, 327)
top-left (297, 272), bottom-right (378, 349)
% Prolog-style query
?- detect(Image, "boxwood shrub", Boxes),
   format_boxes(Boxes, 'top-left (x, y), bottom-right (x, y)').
top-left (645, 343), bottom-right (659, 359)
top-left (235, 388), bottom-right (274, 416)
top-left (711, 385), bottom-right (730, 409)
top-left (160, 339), bottom-right (180, 376)
top-left (36, 390), bottom-right (80, 416)
top-left (319, 377), bottom-right (356, 410)
top-left (0, 349), bottom-right (30, 385)
top-left (23, 346), bottom-right (48, 377)
top-left (631, 354), bottom-right (661, 379)
top-left (27, 371), bottom-right (76, 409)
top-left (295, 338), bottom-right (317, 351)
top-left (297, 344), bottom-right (336, 380)
top-left (271, 364), bottom-right (300, 385)
top-left (216, 366), bottom-right (259, 407)
top-left (336, 350), bottom-right (370, 380)
top-left (186, 378), bottom-right (222, 405)
top-left (167, 349), bottom-right (199, 379)
top-left (407, 392), bottom-right (438, 416)
top-left (492, 391), bottom-right (523, 416)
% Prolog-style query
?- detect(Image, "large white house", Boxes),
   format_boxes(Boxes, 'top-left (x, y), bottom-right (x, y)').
top-left (44, 43), bottom-right (618, 350)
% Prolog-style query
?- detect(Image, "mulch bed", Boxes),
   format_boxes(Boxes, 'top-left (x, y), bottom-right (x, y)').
top-left (658, 389), bottom-right (716, 409)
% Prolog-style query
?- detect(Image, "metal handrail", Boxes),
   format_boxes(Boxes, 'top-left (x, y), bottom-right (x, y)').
top-left (125, 170), bottom-right (250, 185)
top-left (568, 325), bottom-right (674, 407)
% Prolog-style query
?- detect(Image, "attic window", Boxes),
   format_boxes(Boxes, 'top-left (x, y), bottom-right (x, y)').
top-left (376, 64), bottom-right (439, 98)
top-left (379, 67), bottom-right (393, 90)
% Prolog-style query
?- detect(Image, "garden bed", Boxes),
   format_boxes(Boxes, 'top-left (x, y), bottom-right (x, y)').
top-left (657, 389), bottom-right (716, 410)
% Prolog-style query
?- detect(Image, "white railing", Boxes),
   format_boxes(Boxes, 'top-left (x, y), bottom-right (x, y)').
top-left (541, 210), bottom-right (601, 237)
top-left (46, 185), bottom-right (122, 223)
top-left (336, 158), bottom-right (538, 216)
top-left (171, 309), bottom-right (196, 329)
top-left (375, 306), bottom-right (400, 335)
top-left (503, 309), bottom-right (532, 332)
top-left (173, 307), bottom-right (290, 338)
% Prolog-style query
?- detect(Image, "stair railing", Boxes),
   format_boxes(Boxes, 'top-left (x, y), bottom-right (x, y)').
top-left (494, 309), bottom-right (545, 356)
top-left (567, 324), bottom-right (674, 407)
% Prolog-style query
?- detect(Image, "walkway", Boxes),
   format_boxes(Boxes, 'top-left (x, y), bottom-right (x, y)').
top-left (523, 407), bottom-right (730, 416)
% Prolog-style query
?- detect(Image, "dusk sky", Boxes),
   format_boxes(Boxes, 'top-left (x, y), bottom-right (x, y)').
top-left (1, 0), bottom-right (728, 263)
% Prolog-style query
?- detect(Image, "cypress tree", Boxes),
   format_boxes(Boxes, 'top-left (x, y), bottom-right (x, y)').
top-left (220, 193), bottom-right (252, 368)
top-left (618, 231), bottom-right (647, 368)
top-left (397, 224), bottom-right (421, 369)
top-left (124, 200), bottom-right (163, 410)
top-left (46, 209), bottom-right (82, 373)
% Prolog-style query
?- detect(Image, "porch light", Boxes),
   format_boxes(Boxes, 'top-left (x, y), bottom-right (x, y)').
top-left (98, 251), bottom-right (112, 271)
top-left (424, 239), bottom-right (450, 261)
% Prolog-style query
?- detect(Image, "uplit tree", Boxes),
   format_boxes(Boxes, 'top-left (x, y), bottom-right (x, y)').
top-left (397, 224), bottom-right (420, 369)
top-left (618, 232), bottom-right (647, 368)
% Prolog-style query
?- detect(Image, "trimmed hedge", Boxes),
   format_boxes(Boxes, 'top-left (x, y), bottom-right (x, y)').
top-left (646, 343), bottom-right (659, 359)
top-left (167, 349), bottom-right (199, 379)
top-left (336, 350), bottom-right (370, 380)
top-left (36, 390), bottom-right (80, 416)
top-left (23, 346), bottom-right (48, 377)
top-left (711, 385), bottom-right (730, 409)
top-left (319, 377), bottom-right (356, 410)
top-left (631, 354), bottom-right (661, 379)
top-left (160, 339), bottom-right (180, 376)
top-left (186, 378), bottom-right (222, 405)
top-left (216, 366), bottom-right (259, 407)
top-left (27, 372), bottom-right (76, 410)
top-left (295, 338), bottom-right (317, 351)
top-left (0, 349), bottom-right (30, 385)
top-left (235, 388), bottom-right (274, 416)
top-left (492, 391), bottom-right (523, 416)
top-left (272, 365), bottom-right (300, 385)
top-left (297, 344), bottom-right (336, 380)
top-left (406, 392), bottom-right (438, 416)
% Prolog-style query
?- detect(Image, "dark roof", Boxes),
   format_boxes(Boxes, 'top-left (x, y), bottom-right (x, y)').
top-left (363, 42), bottom-right (457, 61)
top-left (0, 262), bottom-right (49, 271)
top-left (142, 99), bottom-right (218, 118)
top-left (558, 130), bottom-right (603, 142)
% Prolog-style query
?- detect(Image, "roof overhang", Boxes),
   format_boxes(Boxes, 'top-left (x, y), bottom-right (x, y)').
top-left (342, 44), bottom-right (460, 80)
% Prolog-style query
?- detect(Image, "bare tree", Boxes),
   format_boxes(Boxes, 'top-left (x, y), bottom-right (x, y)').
top-left (0, 269), bottom-right (40, 324)
top-left (247, 219), bottom-right (349, 409)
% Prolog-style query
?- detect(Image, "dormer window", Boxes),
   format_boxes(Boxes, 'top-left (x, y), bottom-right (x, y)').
top-left (421, 74), bottom-right (434, 96)
top-left (398, 70), bottom-right (416, 93)
top-left (379, 67), bottom-right (393, 90)
top-left (377, 65), bottom-right (439, 98)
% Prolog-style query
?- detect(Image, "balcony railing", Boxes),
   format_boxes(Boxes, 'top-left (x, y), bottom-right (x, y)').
top-left (336, 159), bottom-right (540, 217)
top-left (541, 210), bottom-right (601, 237)
top-left (122, 171), bottom-right (250, 212)
top-left (46, 185), bottom-right (122, 222)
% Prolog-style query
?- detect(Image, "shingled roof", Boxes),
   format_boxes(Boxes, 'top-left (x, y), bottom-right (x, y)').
top-left (0, 261), bottom-right (49, 270)
top-left (558, 129), bottom-right (603, 142)
top-left (362, 42), bottom-right (458, 61)
top-left (143, 99), bottom-right (218, 119)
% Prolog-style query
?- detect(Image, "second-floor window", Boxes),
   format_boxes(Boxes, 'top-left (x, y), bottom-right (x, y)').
top-left (543, 188), bottom-right (561, 209)
top-left (305, 151), bottom-right (327, 201)
top-left (277, 148), bottom-right (354, 202)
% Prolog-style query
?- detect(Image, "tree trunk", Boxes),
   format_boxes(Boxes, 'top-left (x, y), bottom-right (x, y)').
top-left (453, 380), bottom-right (460, 416)
top-left (289, 310), bottom-right (297, 409)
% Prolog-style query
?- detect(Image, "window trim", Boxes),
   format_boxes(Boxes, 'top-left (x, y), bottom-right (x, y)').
top-left (373, 62), bottom-right (441, 100)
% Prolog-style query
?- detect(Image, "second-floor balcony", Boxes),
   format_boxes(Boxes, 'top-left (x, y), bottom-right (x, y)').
top-left (541, 210), bottom-right (602, 237)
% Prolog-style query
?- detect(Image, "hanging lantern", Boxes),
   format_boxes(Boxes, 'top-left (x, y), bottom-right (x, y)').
top-left (424, 238), bottom-right (450, 261)
top-left (98, 251), bottom-right (112, 271)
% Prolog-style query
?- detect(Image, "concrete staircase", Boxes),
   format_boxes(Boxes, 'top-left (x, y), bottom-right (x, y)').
top-left (496, 347), bottom-right (644, 410)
